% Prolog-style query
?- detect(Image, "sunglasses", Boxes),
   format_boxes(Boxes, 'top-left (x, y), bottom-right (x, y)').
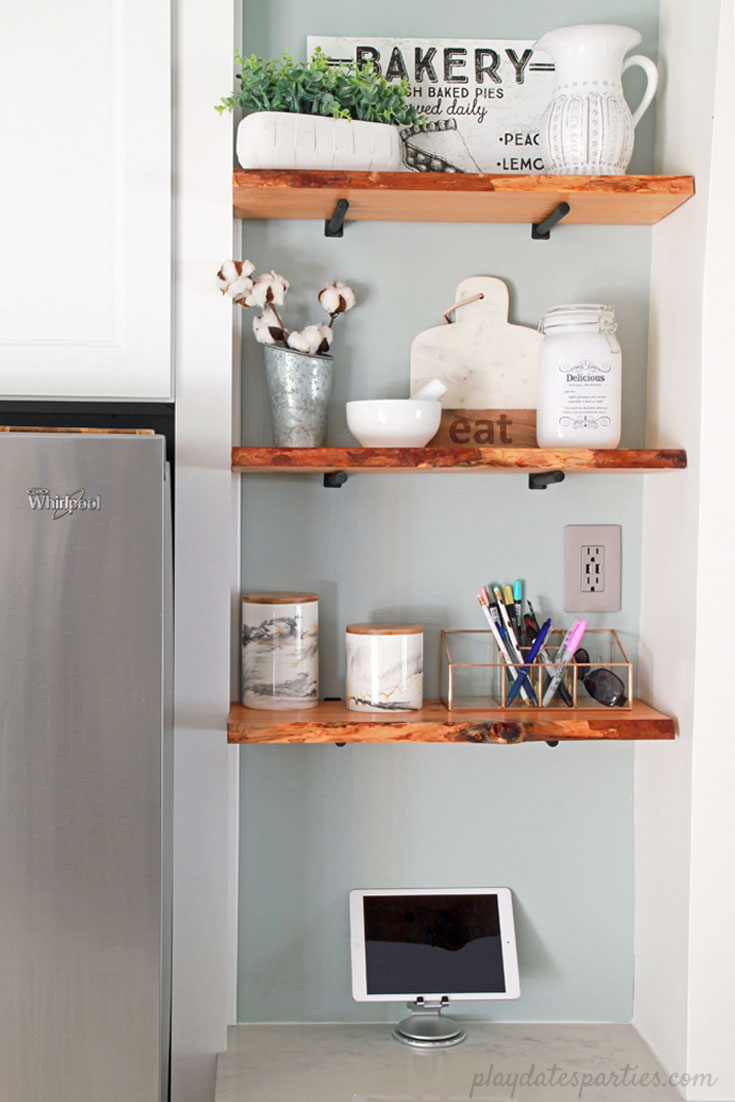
top-left (573, 647), bottom-right (627, 707)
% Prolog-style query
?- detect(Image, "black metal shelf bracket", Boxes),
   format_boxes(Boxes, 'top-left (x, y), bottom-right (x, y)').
top-left (323, 471), bottom-right (348, 488)
top-left (531, 201), bottom-right (571, 240)
top-left (325, 198), bottom-right (350, 238)
top-left (528, 470), bottom-right (565, 490)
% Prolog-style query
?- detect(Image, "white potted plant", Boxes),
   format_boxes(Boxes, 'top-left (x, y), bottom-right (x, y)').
top-left (218, 259), bottom-right (356, 447)
top-left (216, 49), bottom-right (423, 172)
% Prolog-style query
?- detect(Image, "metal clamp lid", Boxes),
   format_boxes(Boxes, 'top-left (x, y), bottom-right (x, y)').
top-left (539, 303), bottom-right (617, 337)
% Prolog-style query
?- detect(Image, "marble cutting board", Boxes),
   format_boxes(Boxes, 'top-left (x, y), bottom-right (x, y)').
top-left (410, 276), bottom-right (542, 409)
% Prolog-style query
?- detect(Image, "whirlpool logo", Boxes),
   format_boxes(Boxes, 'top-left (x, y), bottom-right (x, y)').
top-left (26, 487), bottom-right (102, 519)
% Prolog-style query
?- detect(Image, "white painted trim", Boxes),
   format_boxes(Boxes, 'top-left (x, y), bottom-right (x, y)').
top-left (685, 3), bottom-right (735, 1097)
top-left (636, 2), bottom-right (735, 1098)
top-left (171, 0), bottom-right (239, 1099)
top-left (635, 0), bottom-right (716, 1076)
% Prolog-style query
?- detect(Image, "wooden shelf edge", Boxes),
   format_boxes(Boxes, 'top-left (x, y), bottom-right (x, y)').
top-left (233, 169), bottom-right (694, 193)
top-left (233, 170), bottom-right (694, 225)
top-left (228, 699), bottom-right (676, 745)
top-left (232, 446), bottom-right (687, 474)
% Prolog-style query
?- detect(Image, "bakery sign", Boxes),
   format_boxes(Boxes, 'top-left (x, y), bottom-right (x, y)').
top-left (307, 37), bottom-right (555, 173)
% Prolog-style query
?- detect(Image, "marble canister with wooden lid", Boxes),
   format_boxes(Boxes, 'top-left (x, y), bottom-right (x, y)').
top-left (345, 623), bottom-right (423, 713)
top-left (242, 592), bottom-right (318, 710)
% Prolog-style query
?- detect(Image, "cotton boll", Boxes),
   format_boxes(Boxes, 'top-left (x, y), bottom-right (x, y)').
top-left (287, 324), bottom-right (333, 355)
top-left (216, 258), bottom-right (255, 293)
top-left (228, 275), bottom-right (255, 303)
top-left (316, 324), bottom-right (333, 350)
top-left (216, 259), bottom-right (238, 291)
top-left (220, 260), bottom-right (237, 278)
top-left (248, 271), bottom-right (290, 308)
top-left (253, 306), bottom-right (285, 345)
top-left (318, 281), bottom-right (356, 315)
top-left (286, 327), bottom-right (314, 353)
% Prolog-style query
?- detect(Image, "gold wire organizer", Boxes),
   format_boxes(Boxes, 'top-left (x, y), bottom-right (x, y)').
top-left (440, 628), bottom-right (633, 712)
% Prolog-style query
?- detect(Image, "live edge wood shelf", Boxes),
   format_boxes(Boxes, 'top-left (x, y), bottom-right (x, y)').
top-left (228, 700), bottom-right (675, 745)
top-left (231, 175), bottom-right (688, 745)
top-left (233, 170), bottom-right (694, 226)
top-left (232, 446), bottom-right (687, 474)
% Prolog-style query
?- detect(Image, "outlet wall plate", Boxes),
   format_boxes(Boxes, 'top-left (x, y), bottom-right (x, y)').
top-left (565, 524), bottom-right (622, 612)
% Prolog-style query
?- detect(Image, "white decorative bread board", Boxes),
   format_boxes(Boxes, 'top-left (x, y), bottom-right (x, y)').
top-left (410, 276), bottom-right (542, 409)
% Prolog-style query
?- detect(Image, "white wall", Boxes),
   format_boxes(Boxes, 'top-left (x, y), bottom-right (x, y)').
top-left (637, 1), bottom-right (735, 1098)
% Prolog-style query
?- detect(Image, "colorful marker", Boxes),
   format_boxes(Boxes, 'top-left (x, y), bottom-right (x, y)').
top-left (478, 591), bottom-right (532, 703)
top-left (542, 620), bottom-right (587, 706)
top-left (503, 585), bottom-right (516, 630)
top-left (513, 580), bottom-right (524, 641)
top-left (526, 599), bottom-right (574, 707)
top-left (480, 588), bottom-right (536, 704)
top-left (492, 585), bottom-right (522, 659)
top-left (490, 585), bottom-right (538, 704)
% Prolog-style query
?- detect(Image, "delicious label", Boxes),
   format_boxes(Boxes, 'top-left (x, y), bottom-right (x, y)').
top-left (555, 359), bottom-right (614, 431)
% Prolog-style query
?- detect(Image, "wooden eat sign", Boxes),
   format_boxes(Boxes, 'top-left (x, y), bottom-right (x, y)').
top-left (431, 407), bottom-right (537, 447)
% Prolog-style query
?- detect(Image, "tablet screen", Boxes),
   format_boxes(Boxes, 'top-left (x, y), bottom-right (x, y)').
top-left (363, 893), bottom-right (506, 996)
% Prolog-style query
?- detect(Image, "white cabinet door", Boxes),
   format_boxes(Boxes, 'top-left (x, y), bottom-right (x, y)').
top-left (0, 0), bottom-right (172, 400)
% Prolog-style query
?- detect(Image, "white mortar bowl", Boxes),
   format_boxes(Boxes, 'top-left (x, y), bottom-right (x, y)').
top-left (346, 399), bottom-right (442, 447)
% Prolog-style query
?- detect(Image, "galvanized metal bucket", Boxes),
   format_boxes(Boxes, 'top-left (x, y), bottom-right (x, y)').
top-left (263, 345), bottom-right (333, 447)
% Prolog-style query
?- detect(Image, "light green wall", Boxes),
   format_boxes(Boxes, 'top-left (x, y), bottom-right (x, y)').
top-left (238, 0), bottom-right (659, 1023)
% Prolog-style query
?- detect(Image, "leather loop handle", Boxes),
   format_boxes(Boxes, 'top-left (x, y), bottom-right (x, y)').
top-left (443, 292), bottom-right (484, 324)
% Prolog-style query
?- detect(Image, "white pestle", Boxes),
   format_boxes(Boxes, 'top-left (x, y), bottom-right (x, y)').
top-left (411, 378), bottom-right (448, 402)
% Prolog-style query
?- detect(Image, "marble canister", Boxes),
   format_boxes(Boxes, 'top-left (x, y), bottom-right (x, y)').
top-left (242, 593), bottom-right (318, 710)
top-left (345, 623), bottom-right (423, 713)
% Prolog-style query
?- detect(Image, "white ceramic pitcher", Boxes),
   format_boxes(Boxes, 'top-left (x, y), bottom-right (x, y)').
top-left (534, 24), bottom-right (658, 175)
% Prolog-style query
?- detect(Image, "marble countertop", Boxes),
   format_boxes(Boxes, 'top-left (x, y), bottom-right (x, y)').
top-left (215, 1022), bottom-right (681, 1102)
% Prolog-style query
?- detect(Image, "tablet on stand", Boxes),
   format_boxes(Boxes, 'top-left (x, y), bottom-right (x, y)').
top-left (349, 887), bottom-right (520, 1049)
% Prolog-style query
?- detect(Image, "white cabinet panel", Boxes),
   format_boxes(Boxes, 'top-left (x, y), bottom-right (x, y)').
top-left (0, 0), bottom-right (171, 399)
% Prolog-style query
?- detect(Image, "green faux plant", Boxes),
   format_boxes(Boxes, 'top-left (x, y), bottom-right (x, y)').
top-left (216, 48), bottom-right (424, 126)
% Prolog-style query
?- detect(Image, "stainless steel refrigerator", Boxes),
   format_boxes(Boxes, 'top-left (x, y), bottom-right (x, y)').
top-left (0, 430), bottom-right (172, 1102)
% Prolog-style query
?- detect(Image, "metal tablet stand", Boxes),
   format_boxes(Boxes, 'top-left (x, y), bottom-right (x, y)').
top-left (392, 997), bottom-right (467, 1049)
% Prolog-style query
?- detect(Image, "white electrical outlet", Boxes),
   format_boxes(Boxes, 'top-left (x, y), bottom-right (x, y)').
top-left (581, 544), bottom-right (605, 593)
top-left (565, 525), bottom-right (621, 612)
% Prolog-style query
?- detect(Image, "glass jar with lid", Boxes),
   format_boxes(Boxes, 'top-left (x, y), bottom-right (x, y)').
top-left (536, 304), bottom-right (622, 448)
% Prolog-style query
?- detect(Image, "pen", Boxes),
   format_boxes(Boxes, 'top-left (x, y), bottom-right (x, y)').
top-left (488, 586), bottom-right (538, 704)
top-left (491, 585), bottom-right (523, 661)
top-left (503, 585), bottom-right (516, 631)
top-left (513, 580), bottom-right (524, 642)
top-left (542, 620), bottom-right (587, 706)
top-left (526, 599), bottom-right (574, 708)
top-left (479, 589), bottom-right (536, 704)
top-left (477, 592), bottom-right (524, 698)
top-left (478, 591), bottom-right (512, 669)
top-left (505, 618), bottom-right (551, 706)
